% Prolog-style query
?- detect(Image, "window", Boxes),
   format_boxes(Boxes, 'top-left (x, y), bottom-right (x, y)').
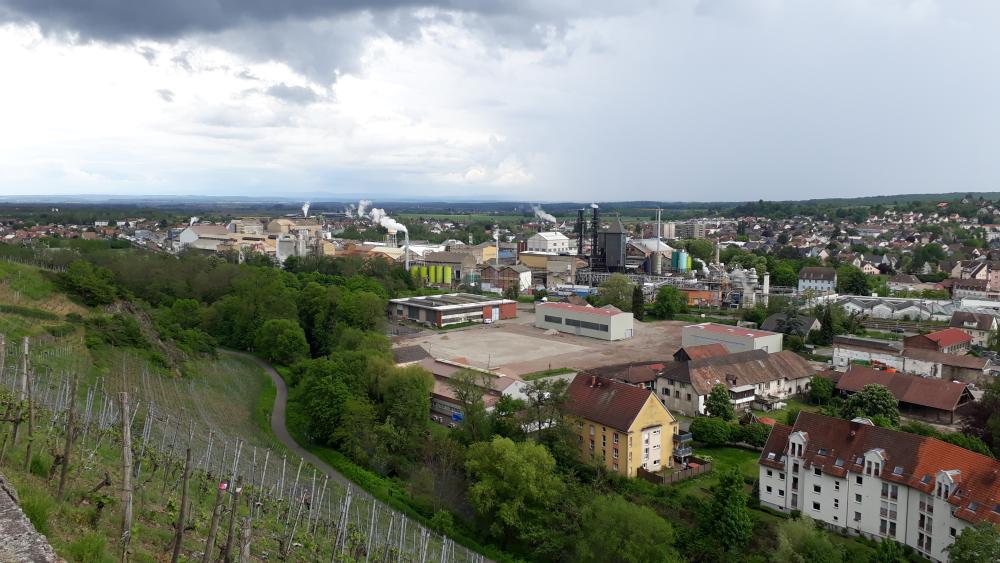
top-left (674, 390), bottom-right (680, 398)
top-left (602, 436), bottom-right (606, 447)
top-left (767, 470), bottom-right (773, 478)
top-left (613, 448), bottom-right (619, 459)
top-left (589, 425), bottom-right (595, 436)
top-left (813, 484), bottom-right (821, 493)
top-left (854, 512), bottom-right (861, 522)
top-left (589, 439), bottom-right (594, 450)
top-left (812, 502), bottom-right (821, 511)
top-left (855, 493), bottom-right (862, 503)
top-left (543, 315), bottom-right (563, 324)
top-left (814, 467), bottom-right (822, 477)
top-left (793, 462), bottom-right (800, 474)
top-left (792, 477), bottom-right (799, 491)
top-left (686, 393), bottom-right (691, 401)
top-left (834, 498), bottom-right (840, 509)
top-left (766, 485), bottom-right (773, 494)
top-left (779, 489), bottom-right (785, 497)
top-left (950, 527), bottom-right (957, 538)
top-left (613, 433), bottom-right (619, 444)
top-left (612, 462), bottom-right (619, 472)
top-left (880, 519), bottom-right (887, 534)
top-left (888, 521), bottom-right (896, 538)
top-left (834, 481), bottom-right (840, 491)
top-left (661, 387), bottom-right (669, 395)
top-left (779, 472), bottom-right (785, 481)
top-left (856, 476), bottom-right (863, 485)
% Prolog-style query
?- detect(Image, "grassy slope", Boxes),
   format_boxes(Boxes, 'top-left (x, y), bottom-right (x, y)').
top-left (0, 262), bottom-right (296, 562)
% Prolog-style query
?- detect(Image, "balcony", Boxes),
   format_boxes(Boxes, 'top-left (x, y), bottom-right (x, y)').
top-left (675, 431), bottom-right (693, 443)
top-left (674, 445), bottom-right (693, 458)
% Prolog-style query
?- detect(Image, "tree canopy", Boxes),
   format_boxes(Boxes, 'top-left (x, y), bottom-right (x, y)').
top-left (597, 273), bottom-right (634, 311)
top-left (705, 384), bottom-right (735, 421)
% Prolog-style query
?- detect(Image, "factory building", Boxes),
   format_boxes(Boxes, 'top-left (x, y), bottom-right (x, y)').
top-left (389, 293), bottom-right (517, 327)
top-left (681, 322), bottom-right (784, 353)
top-left (535, 302), bottom-right (634, 340)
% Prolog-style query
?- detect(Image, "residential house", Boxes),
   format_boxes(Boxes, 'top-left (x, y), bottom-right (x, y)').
top-left (904, 328), bottom-right (972, 355)
top-left (949, 311), bottom-right (999, 347)
top-left (798, 267), bottom-right (838, 294)
top-left (832, 336), bottom-right (993, 384)
top-left (565, 374), bottom-right (678, 477)
top-left (952, 278), bottom-right (989, 300)
top-left (861, 262), bottom-right (880, 276)
top-left (760, 313), bottom-right (821, 338)
top-left (656, 348), bottom-right (815, 416)
top-left (759, 412), bottom-right (1000, 562)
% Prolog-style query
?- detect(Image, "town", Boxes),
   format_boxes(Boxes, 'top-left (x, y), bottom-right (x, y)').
top-left (1, 195), bottom-right (999, 562)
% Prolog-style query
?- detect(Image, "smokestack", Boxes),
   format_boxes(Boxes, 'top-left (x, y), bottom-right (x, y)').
top-left (405, 230), bottom-right (410, 270)
top-left (577, 209), bottom-right (585, 258)
top-left (591, 205), bottom-right (600, 269)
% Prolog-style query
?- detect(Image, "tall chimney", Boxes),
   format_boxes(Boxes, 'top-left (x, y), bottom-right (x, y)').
top-left (577, 209), bottom-right (585, 258)
top-left (591, 206), bottom-right (600, 268)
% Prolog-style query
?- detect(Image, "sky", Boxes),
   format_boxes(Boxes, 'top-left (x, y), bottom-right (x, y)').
top-left (1, 0), bottom-right (1000, 202)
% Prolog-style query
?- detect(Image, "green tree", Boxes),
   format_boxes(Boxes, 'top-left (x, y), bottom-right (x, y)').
top-left (735, 422), bottom-right (771, 447)
top-left (705, 384), bottom-right (735, 421)
top-left (947, 522), bottom-right (1000, 563)
top-left (840, 384), bottom-right (900, 427)
top-left (837, 266), bottom-right (871, 295)
top-left (772, 262), bottom-right (798, 287)
top-left (504, 280), bottom-right (520, 300)
top-left (690, 416), bottom-right (732, 447)
top-left (465, 437), bottom-right (566, 546)
top-left (61, 260), bottom-right (118, 305)
top-left (819, 303), bottom-right (835, 344)
top-left (576, 495), bottom-right (680, 563)
top-left (773, 515), bottom-right (843, 563)
top-left (652, 286), bottom-right (687, 319)
top-left (869, 538), bottom-right (905, 563)
top-left (448, 369), bottom-right (494, 444)
top-left (685, 239), bottom-right (715, 262)
top-left (701, 467), bottom-right (753, 550)
top-left (809, 376), bottom-right (834, 405)
top-left (598, 273), bottom-right (634, 311)
top-left (253, 318), bottom-right (309, 365)
top-left (631, 286), bottom-right (645, 321)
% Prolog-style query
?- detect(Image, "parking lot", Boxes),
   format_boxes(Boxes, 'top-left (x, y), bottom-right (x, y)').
top-left (395, 310), bottom-right (686, 377)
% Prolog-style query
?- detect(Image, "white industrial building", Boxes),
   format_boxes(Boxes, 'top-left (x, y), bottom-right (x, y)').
top-left (535, 302), bottom-right (633, 340)
top-left (760, 412), bottom-right (1000, 563)
top-left (681, 322), bottom-right (783, 353)
top-left (526, 231), bottom-right (571, 253)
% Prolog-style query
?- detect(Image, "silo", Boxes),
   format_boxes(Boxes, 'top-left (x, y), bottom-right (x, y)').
top-left (435, 265), bottom-right (444, 285)
top-left (410, 266), bottom-right (419, 280)
top-left (420, 266), bottom-right (428, 282)
top-left (429, 266), bottom-right (437, 284)
top-left (443, 267), bottom-right (453, 285)
top-left (686, 254), bottom-right (692, 271)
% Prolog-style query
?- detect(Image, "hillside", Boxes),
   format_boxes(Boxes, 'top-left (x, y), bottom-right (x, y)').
top-left (0, 261), bottom-right (477, 562)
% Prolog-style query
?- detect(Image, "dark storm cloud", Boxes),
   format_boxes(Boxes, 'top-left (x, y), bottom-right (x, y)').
top-left (265, 83), bottom-right (320, 105)
top-left (0, 1), bottom-right (523, 41)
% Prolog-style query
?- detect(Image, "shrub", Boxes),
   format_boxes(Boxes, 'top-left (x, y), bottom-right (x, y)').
top-left (84, 314), bottom-right (148, 349)
top-left (45, 323), bottom-right (77, 337)
top-left (430, 510), bottom-right (455, 536)
top-left (29, 452), bottom-right (53, 478)
top-left (690, 416), bottom-right (732, 447)
top-left (66, 532), bottom-right (113, 563)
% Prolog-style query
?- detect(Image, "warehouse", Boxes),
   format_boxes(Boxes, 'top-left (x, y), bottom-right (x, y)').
top-left (388, 293), bottom-right (517, 327)
top-left (534, 302), bottom-right (634, 340)
top-left (681, 322), bottom-right (783, 353)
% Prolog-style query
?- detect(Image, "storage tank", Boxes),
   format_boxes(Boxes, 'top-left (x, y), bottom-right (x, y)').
top-left (409, 266), bottom-right (419, 281)
top-left (420, 266), bottom-right (428, 282)
top-left (429, 265), bottom-right (437, 284)
top-left (443, 267), bottom-right (453, 285)
top-left (435, 265), bottom-right (444, 285)
top-left (686, 254), bottom-right (692, 271)
top-left (673, 250), bottom-right (689, 272)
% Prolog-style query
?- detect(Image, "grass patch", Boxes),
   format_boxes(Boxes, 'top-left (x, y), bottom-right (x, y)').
top-left (0, 303), bottom-right (61, 320)
top-left (862, 330), bottom-right (903, 341)
top-left (752, 397), bottom-right (820, 425)
top-left (66, 532), bottom-right (113, 563)
top-left (254, 375), bottom-right (276, 435)
top-left (19, 484), bottom-right (55, 535)
top-left (520, 367), bottom-right (575, 381)
top-left (0, 261), bottom-right (56, 299)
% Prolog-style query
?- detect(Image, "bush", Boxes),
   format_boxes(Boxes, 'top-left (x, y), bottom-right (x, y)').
top-left (84, 314), bottom-right (148, 349)
top-left (29, 452), bottom-right (52, 478)
top-left (66, 532), bottom-right (113, 563)
top-left (690, 417), bottom-right (732, 447)
top-left (0, 304), bottom-right (60, 320)
top-left (45, 323), bottom-right (77, 337)
top-left (430, 510), bottom-right (455, 536)
top-left (735, 422), bottom-right (771, 447)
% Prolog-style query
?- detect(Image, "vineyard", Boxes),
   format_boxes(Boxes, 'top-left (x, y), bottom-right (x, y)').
top-left (0, 257), bottom-right (487, 562)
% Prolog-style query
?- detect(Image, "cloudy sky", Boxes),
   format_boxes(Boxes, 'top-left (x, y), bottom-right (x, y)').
top-left (1, 0), bottom-right (999, 202)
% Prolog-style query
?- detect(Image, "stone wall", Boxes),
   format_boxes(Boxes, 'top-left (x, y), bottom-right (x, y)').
top-left (0, 472), bottom-right (62, 562)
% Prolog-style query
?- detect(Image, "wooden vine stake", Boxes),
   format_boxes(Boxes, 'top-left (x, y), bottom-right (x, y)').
top-left (170, 447), bottom-right (192, 563)
top-left (119, 392), bottom-right (134, 563)
top-left (57, 371), bottom-right (79, 500)
top-left (203, 479), bottom-right (228, 563)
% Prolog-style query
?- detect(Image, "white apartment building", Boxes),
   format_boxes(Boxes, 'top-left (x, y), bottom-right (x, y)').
top-left (526, 231), bottom-right (571, 253)
top-left (759, 412), bottom-right (1000, 562)
top-left (798, 267), bottom-right (838, 294)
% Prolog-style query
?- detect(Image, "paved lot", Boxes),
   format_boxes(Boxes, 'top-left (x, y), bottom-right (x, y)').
top-left (395, 310), bottom-right (685, 377)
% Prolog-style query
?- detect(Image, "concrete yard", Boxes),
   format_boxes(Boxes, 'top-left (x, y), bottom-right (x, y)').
top-left (395, 310), bottom-right (686, 377)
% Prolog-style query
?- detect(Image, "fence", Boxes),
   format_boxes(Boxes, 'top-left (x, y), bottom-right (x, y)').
top-left (637, 457), bottom-right (714, 486)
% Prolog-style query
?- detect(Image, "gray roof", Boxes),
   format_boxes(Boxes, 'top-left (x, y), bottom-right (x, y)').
top-left (760, 313), bottom-right (819, 337)
top-left (799, 267), bottom-right (836, 281)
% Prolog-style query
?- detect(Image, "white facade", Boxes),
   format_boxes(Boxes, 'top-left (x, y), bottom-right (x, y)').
top-left (798, 277), bottom-right (837, 293)
top-left (535, 303), bottom-right (634, 341)
top-left (681, 323), bottom-right (783, 353)
top-left (761, 427), bottom-right (972, 562)
top-left (526, 232), bottom-right (571, 253)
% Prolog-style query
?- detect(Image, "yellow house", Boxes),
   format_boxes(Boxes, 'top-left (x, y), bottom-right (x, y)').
top-left (564, 374), bottom-right (678, 477)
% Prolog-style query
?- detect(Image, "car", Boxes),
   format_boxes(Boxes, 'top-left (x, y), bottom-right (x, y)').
top-left (890, 327), bottom-right (905, 334)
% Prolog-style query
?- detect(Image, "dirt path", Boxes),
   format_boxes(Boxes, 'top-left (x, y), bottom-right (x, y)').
top-left (220, 350), bottom-right (352, 488)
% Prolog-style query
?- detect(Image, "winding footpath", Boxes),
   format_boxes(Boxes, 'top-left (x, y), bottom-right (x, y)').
top-left (222, 350), bottom-right (352, 488)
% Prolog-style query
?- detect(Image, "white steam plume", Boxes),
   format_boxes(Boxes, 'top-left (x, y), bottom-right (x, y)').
top-left (369, 208), bottom-right (408, 233)
top-left (345, 203), bottom-right (356, 216)
top-left (357, 199), bottom-right (372, 218)
top-left (590, 203), bottom-right (599, 209)
top-left (301, 202), bottom-right (310, 218)
top-left (531, 204), bottom-right (557, 223)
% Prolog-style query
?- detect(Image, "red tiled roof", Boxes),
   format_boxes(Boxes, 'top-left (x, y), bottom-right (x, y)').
top-left (537, 302), bottom-right (627, 317)
top-left (921, 327), bottom-right (973, 348)
top-left (565, 374), bottom-right (660, 430)
top-left (835, 365), bottom-right (972, 412)
top-left (761, 412), bottom-right (1000, 526)
top-left (686, 322), bottom-right (779, 338)
top-left (674, 344), bottom-right (729, 361)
